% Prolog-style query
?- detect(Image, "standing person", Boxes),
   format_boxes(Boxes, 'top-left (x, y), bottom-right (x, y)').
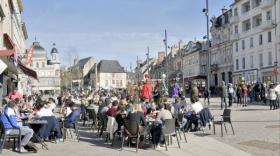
top-left (268, 84), bottom-right (277, 110)
top-left (153, 81), bottom-right (160, 106)
top-left (1, 100), bottom-right (34, 153)
top-left (220, 81), bottom-right (228, 109)
top-left (236, 85), bottom-right (242, 106)
top-left (172, 81), bottom-right (180, 98)
top-left (228, 84), bottom-right (234, 107)
top-left (242, 84), bottom-right (248, 107)
top-left (203, 88), bottom-right (210, 105)
top-left (140, 74), bottom-right (152, 102)
top-left (190, 83), bottom-right (199, 103)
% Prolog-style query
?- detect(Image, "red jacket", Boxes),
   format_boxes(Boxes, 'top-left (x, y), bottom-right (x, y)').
top-left (141, 81), bottom-right (151, 100)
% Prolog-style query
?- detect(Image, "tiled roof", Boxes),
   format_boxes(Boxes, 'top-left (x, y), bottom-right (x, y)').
top-left (97, 60), bottom-right (125, 73)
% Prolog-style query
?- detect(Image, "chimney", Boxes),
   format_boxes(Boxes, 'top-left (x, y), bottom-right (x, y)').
top-left (221, 6), bottom-right (228, 14)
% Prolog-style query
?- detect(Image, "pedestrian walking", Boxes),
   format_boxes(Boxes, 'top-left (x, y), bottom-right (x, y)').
top-left (190, 83), bottom-right (199, 103)
top-left (242, 84), bottom-right (248, 107)
top-left (268, 84), bottom-right (277, 110)
top-left (236, 86), bottom-right (242, 106)
top-left (220, 81), bottom-right (228, 109)
top-left (203, 88), bottom-right (210, 105)
top-left (228, 83), bottom-right (234, 107)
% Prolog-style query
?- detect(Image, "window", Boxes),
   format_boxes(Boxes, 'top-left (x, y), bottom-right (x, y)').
top-left (242, 2), bottom-right (250, 14)
top-left (250, 55), bottom-right (254, 68)
top-left (235, 42), bottom-right (239, 52)
top-left (42, 62), bottom-right (45, 68)
top-left (259, 34), bottom-right (263, 45)
top-left (234, 8), bottom-right (238, 16)
top-left (36, 62), bottom-right (39, 68)
top-left (242, 40), bottom-right (245, 50)
top-left (105, 80), bottom-right (108, 87)
top-left (234, 25), bottom-right (238, 34)
top-left (268, 52), bottom-right (272, 65)
top-left (242, 57), bottom-right (246, 69)
top-left (120, 80), bottom-right (123, 87)
top-left (250, 37), bottom-right (253, 48)
top-left (259, 54), bottom-right (263, 67)
top-left (242, 19), bottom-right (251, 32)
top-left (253, 14), bottom-right (262, 27)
top-left (266, 11), bottom-right (271, 20)
top-left (30, 61), bottom-right (33, 67)
top-left (112, 80), bottom-right (115, 84)
top-left (268, 31), bottom-right (272, 42)
top-left (236, 59), bottom-right (239, 70)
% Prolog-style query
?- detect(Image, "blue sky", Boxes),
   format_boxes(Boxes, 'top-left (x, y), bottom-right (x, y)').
top-left (23, 0), bottom-right (232, 69)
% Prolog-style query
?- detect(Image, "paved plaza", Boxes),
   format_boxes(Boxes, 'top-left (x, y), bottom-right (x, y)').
top-left (2, 98), bottom-right (280, 156)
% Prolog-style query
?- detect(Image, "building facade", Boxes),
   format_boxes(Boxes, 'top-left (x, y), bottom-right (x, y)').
top-left (91, 60), bottom-right (127, 89)
top-left (210, 8), bottom-right (233, 86)
top-left (29, 41), bottom-right (61, 95)
top-left (182, 41), bottom-right (208, 91)
top-left (231, 0), bottom-right (279, 84)
top-left (0, 0), bottom-right (29, 104)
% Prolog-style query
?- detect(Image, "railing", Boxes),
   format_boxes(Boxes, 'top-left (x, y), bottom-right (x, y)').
top-left (261, 20), bottom-right (275, 30)
top-left (230, 16), bottom-right (239, 24)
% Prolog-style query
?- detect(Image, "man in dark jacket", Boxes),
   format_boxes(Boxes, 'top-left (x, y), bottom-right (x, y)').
top-left (220, 81), bottom-right (228, 109)
top-left (190, 83), bottom-right (199, 103)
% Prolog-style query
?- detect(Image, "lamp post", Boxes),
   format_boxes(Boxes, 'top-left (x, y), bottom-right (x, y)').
top-left (203, 0), bottom-right (211, 93)
top-left (146, 46), bottom-right (150, 75)
top-left (163, 29), bottom-right (168, 78)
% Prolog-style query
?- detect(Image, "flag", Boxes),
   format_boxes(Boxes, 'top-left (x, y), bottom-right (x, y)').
top-left (26, 45), bottom-right (34, 65)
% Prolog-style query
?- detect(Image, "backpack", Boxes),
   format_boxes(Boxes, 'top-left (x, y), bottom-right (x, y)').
top-left (24, 141), bottom-right (39, 153)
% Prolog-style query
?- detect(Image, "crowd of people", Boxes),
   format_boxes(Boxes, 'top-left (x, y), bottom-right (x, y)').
top-left (1, 74), bottom-right (278, 153)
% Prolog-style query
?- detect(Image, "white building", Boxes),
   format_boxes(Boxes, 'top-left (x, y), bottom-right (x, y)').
top-left (91, 60), bottom-right (127, 89)
top-left (231, 0), bottom-right (280, 84)
top-left (29, 41), bottom-right (61, 95)
top-left (210, 8), bottom-right (233, 86)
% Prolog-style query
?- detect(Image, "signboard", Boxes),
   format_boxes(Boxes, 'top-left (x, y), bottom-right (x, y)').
top-left (0, 59), bottom-right (7, 74)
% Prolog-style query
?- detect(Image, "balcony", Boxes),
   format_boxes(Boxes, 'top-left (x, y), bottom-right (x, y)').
top-left (261, 20), bottom-right (275, 30)
top-left (230, 16), bottom-right (239, 24)
top-left (231, 33), bottom-right (239, 41)
top-left (211, 64), bottom-right (219, 72)
top-left (260, 0), bottom-right (274, 9)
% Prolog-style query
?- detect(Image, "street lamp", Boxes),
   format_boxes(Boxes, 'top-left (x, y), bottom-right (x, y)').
top-left (203, 0), bottom-right (211, 93)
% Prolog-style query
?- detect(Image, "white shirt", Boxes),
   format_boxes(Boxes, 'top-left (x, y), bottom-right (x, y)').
top-left (36, 107), bottom-right (54, 117)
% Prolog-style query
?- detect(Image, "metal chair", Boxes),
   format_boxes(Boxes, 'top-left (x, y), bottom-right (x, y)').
top-left (0, 120), bottom-right (6, 153)
top-left (213, 109), bottom-right (235, 137)
top-left (121, 120), bottom-right (140, 153)
top-left (163, 118), bottom-right (180, 151)
top-left (176, 113), bottom-right (187, 143)
top-left (62, 118), bottom-right (80, 142)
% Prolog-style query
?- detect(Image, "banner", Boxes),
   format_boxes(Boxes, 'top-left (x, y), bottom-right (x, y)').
top-left (0, 59), bottom-right (7, 74)
top-left (26, 45), bottom-right (34, 65)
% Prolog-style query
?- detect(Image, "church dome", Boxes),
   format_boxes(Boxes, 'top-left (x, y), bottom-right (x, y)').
top-left (51, 43), bottom-right (59, 54)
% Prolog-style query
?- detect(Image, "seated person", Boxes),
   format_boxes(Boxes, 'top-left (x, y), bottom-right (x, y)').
top-left (47, 98), bottom-right (56, 112)
top-left (63, 102), bottom-right (81, 128)
top-left (151, 103), bottom-right (173, 147)
top-left (173, 97), bottom-right (183, 115)
top-left (156, 103), bottom-right (173, 124)
top-left (1, 100), bottom-right (34, 153)
top-left (184, 102), bottom-right (204, 132)
top-left (33, 101), bottom-right (54, 118)
top-left (126, 104), bottom-right (147, 127)
top-left (107, 100), bottom-right (118, 117)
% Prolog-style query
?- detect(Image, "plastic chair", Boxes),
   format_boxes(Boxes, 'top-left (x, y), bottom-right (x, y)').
top-left (163, 118), bottom-right (180, 151)
top-left (213, 109), bottom-right (235, 137)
